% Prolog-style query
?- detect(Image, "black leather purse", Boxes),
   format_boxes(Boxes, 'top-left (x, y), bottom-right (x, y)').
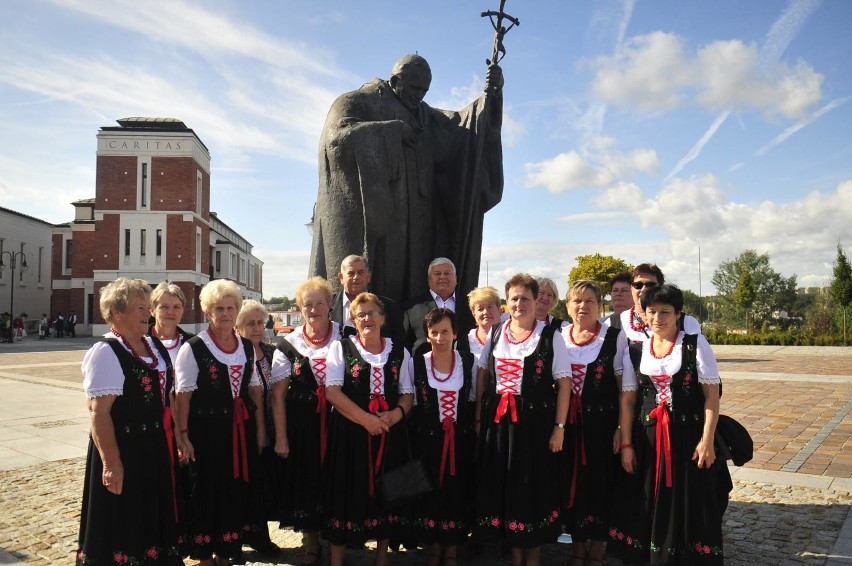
top-left (376, 421), bottom-right (433, 510)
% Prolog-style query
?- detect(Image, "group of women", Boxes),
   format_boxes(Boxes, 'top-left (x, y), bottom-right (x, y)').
top-left (77, 266), bottom-right (726, 566)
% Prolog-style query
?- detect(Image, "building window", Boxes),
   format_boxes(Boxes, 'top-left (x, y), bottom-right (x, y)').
top-left (124, 229), bottom-right (131, 256)
top-left (195, 230), bottom-right (202, 272)
top-left (156, 229), bottom-right (162, 256)
top-left (196, 171), bottom-right (202, 215)
top-left (230, 253), bottom-right (236, 278)
top-left (38, 247), bottom-right (43, 283)
top-left (215, 250), bottom-right (221, 272)
top-left (65, 239), bottom-right (73, 271)
top-left (140, 229), bottom-right (146, 256)
top-left (141, 162), bottom-right (148, 207)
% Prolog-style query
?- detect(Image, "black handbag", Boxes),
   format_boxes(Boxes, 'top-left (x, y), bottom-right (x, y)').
top-left (375, 421), bottom-right (433, 510)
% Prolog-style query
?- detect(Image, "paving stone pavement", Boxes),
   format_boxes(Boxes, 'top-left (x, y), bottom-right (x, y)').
top-left (0, 339), bottom-right (850, 565)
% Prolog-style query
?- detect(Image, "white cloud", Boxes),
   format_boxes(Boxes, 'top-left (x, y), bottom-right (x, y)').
top-left (524, 136), bottom-right (657, 193)
top-left (253, 248), bottom-right (311, 299)
top-left (590, 33), bottom-right (824, 120)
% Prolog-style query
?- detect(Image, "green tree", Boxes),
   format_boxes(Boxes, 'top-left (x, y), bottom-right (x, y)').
top-left (830, 242), bottom-right (852, 343)
top-left (681, 289), bottom-right (703, 321)
top-left (551, 299), bottom-right (569, 321)
top-left (711, 250), bottom-right (797, 328)
top-left (732, 266), bottom-right (755, 332)
top-left (568, 254), bottom-right (633, 294)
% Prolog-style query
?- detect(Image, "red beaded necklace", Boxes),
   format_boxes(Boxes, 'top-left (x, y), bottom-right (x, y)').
top-left (111, 328), bottom-right (158, 369)
top-left (474, 327), bottom-right (487, 345)
top-left (569, 321), bottom-right (600, 347)
top-left (357, 335), bottom-right (385, 354)
top-left (208, 328), bottom-right (239, 354)
top-left (430, 351), bottom-right (456, 383)
top-left (153, 326), bottom-right (182, 351)
top-left (504, 320), bottom-right (535, 345)
top-left (628, 306), bottom-right (648, 332)
top-left (304, 322), bottom-right (332, 346)
top-left (650, 335), bottom-right (677, 359)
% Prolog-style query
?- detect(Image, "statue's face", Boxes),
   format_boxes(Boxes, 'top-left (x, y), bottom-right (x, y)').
top-left (392, 69), bottom-right (431, 112)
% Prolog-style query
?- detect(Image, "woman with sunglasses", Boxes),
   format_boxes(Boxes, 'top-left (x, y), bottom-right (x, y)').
top-left (322, 292), bottom-right (414, 566)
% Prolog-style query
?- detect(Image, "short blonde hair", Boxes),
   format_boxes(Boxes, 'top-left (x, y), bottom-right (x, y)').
top-left (295, 276), bottom-right (334, 308)
top-left (236, 299), bottom-right (268, 329)
top-left (349, 292), bottom-right (385, 322)
top-left (99, 278), bottom-right (151, 324)
top-left (468, 286), bottom-right (500, 311)
top-left (200, 279), bottom-right (243, 315)
top-left (151, 281), bottom-right (186, 308)
top-left (566, 280), bottom-right (602, 305)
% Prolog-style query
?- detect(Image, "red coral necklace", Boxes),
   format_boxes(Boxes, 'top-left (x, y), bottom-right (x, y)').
top-left (650, 335), bottom-right (676, 359)
top-left (430, 352), bottom-right (456, 383)
top-left (569, 321), bottom-right (600, 347)
top-left (304, 322), bottom-right (332, 346)
top-left (208, 329), bottom-right (239, 354)
top-left (111, 328), bottom-right (158, 369)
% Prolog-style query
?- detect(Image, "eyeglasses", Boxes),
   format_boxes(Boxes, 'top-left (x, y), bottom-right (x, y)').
top-left (631, 281), bottom-right (658, 290)
top-left (354, 311), bottom-right (383, 321)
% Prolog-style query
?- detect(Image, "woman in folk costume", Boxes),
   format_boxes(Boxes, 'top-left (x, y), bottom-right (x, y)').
top-left (174, 279), bottom-right (261, 566)
top-left (322, 292), bottom-right (414, 566)
top-left (76, 278), bottom-right (182, 565)
top-left (408, 308), bottom-right (477, 566)
top-left (271, 276), bottom-right (340, 566)
top-left (609, 284), bottom-right (724, 565)
top-left (473, 273), bottom-right (571, 566)
top-left (560, 281), bottom-right (632, 566)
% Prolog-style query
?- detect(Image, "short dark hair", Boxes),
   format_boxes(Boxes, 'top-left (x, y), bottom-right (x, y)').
top-left (640, 283), bottom-right (683, 313)
top-left (505, 273), bottom-right (539, 300)
top-left (610, 271), bottom-right (633, 287)
top-left (423, 307), bottom-right (457, 336)
top-left (633, 263), bottom-right (665, 285)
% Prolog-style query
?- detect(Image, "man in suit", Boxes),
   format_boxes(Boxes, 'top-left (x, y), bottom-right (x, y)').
top-left (68, 310), bottom-right (78, 338)
top-left (403, 257), bottom-right (475, 356)
top-left (329, 254), bottom-right (404, 344)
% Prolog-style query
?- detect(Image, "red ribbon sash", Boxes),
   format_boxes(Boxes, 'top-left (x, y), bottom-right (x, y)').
top-left (366, 395), bottom-right (389, 496)
top-left (316, 384), bottom-right (328, 466)
top-left (232, 397), bottom-right (250, 482)
top-left (649, 400), bottom-right (672, 498)
top-left (494, 392), bottom-right (518, 423)
top-left (439, 417), bottom-right (456, 487)
top-left (162, 405), bottom-right (179, 522)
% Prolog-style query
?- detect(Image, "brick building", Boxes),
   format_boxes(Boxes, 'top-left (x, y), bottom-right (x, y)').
top-left (52, 117), bottom-right (263, 335)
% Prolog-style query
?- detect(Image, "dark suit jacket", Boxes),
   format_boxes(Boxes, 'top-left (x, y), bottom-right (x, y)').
top-left (330, 291), bottom-right (405, 346)
top-left (403, 291), bottom-right (475, 356)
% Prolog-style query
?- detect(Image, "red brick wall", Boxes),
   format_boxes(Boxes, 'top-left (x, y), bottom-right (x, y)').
top-left (91, 215), bottom-right (120, 272)
top-left (151, 157), bottom-right (208, 213)
top-left (96, 156), bottom-right (137, 210)
top-left (71, 230), bottom-right (96, 278)
top-left (51, 233), bottom-right (69, 281)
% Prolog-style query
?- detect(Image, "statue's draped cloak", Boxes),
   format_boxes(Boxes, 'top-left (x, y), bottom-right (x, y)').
top-left (309, 78), bottom-right (503, 304)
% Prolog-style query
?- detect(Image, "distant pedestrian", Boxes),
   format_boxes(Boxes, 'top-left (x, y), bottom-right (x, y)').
top-left (68, 310), bottom-right (78, 338)
top-left (13, 315), bottom-right (24, 341)
top-left (56, 313), bottom-right (65, 338)
top-left (40, 314), bottom-right (49, 339)
top-left (265, 314), bottom-right (275, 343)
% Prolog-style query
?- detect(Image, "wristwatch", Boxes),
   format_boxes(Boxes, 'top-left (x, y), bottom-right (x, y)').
top-left (554, 422), bottom-right (565, 429)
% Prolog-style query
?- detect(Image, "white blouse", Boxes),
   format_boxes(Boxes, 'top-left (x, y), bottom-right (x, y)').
top-left (270, 323), bottom-right (341, 385)
top-left (477, 320), bottom-right (571, 396)
top-left (326, 336), bottom-right (415, 395)
top-left (412, 351), bottom-right (471, 422)
top-left (174, 330), bottom-right (260, 397)
top-left (467, 328), bottom-right (487, 366)
top-left (622, 332), bottom-right (720, 402)
top-left (618, 307), bottom-right (702, 343)
top-left (561, 323), bottom-right (633, 394)
top-left (82, 332), bottom-right (170, 399)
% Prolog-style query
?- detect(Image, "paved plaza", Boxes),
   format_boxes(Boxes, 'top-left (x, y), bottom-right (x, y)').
top-left (0, 337), bottom-right (850, 565)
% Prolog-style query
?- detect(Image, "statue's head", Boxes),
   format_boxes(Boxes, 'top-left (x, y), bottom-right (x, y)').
top-left (389, 54), bottom-right (432, 112)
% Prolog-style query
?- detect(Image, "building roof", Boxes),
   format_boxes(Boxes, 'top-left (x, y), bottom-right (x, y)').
top-left (0, 206), bottom-right (57, 227)
top-left (100, 117), bottom-right (209, 152)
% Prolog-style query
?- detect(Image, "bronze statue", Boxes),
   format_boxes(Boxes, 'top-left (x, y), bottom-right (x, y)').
top-left (309, 4), bottom-right (517, 305)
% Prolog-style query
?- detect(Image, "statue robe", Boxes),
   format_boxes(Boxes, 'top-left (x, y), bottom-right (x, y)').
top-left (309, 78), bottom-right (503, 304)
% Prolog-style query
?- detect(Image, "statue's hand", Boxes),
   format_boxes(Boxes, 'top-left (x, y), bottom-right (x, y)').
top-left (485, 64), bottom-right (504, 92)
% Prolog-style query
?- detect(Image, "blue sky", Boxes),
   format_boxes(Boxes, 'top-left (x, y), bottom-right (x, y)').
top-left (2, 0), bottom-right (851, 299)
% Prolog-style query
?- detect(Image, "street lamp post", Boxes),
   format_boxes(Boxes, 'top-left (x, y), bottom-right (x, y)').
top-left (0, 251), bottom-right (29, 341)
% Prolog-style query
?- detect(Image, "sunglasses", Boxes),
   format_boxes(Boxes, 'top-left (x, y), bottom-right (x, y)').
top-left (631, 281), bottom-right (658, 290)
